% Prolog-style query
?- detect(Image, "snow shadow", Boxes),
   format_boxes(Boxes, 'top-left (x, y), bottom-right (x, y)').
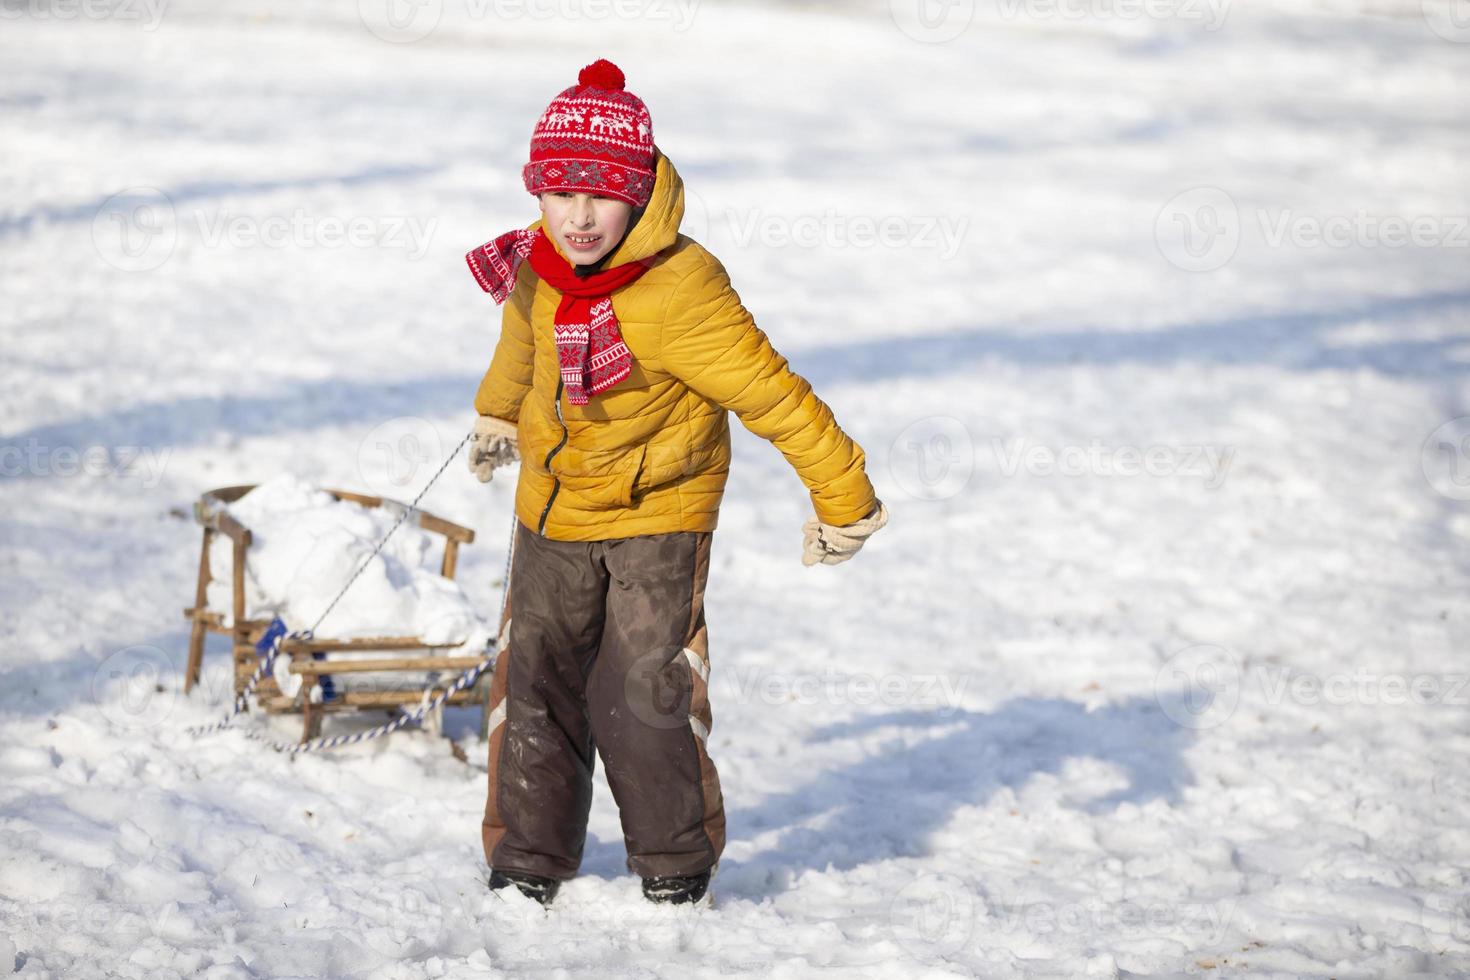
top-left (792, 288), bottom-right (1470, 386)
top-left (0, 162), bottom-right (442, 237)
top-left (7, 288), bottom-right (1464, 465)
top-left (0, 375), bottom-right (478, 478)
top-left (716, 695), bottom-right (1196, 900)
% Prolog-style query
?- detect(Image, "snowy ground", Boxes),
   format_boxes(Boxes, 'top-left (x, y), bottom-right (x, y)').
top-left (3, 0), bottom-right (1470, 976)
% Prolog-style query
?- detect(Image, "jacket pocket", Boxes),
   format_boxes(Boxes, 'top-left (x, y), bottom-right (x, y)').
top-left (635, 440), bottom-right (721, 497)
top-left (552, 443), bottom-right (646, 510)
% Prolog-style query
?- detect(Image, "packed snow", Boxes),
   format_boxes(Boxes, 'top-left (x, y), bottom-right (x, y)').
top-left (2, 0), bottom-right (1469, 977)
top-left (202, 474), bottom-right (492, 649)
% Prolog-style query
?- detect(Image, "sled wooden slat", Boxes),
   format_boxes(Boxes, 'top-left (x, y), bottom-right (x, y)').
top-left (184, 530), bottom-right (214, 694)
top-left (441, 538), bottom-right (461, 579)
top-left (339, 689), bottom-right (483, 708)
top-left (181, 483), bottom-right (491, 744)
top-left (287, 655), bottom-right (488, 675)
top-left (280, 637), bottom-right (456, 653)
top-left (325, 489), bottom-right (476, 544)
top-left (183, 607), bottom-right (225, 627)
top-left (259, 689), bottom-right (482, 712)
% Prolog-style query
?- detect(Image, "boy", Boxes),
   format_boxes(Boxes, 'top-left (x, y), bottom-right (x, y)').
top-left (465, 59), bottom-right (888, 907)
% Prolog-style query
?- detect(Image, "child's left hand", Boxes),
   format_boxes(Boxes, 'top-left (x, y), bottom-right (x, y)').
top-left (801, 500), bottom-right (888, 567)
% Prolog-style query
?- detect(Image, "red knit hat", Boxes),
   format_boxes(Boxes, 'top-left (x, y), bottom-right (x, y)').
top-left (522, 59), bottom-right (656, 209)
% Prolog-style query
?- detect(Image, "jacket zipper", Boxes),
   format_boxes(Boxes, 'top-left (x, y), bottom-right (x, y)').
top-left (536, 377), bottom-right (568, 536)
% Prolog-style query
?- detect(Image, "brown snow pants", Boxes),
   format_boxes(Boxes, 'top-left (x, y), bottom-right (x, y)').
top-left (481, 518), bottom-right (725, 881)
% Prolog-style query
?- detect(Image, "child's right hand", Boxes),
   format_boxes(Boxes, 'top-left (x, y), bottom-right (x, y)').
top-left (468, 414), bottom-right (520, 483)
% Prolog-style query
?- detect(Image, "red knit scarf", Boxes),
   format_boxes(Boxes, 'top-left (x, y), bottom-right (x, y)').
top-left (466, 227), bottom-right (651, 405)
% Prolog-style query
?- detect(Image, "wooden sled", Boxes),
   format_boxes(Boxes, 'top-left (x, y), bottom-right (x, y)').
top-left (182, 484), bottom-right (499, 743)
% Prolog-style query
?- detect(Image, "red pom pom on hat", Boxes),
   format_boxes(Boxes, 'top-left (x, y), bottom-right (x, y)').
top-left (578, 59), bottom-right (626, 91)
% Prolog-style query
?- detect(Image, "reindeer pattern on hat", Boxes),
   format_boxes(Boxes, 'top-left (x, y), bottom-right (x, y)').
top-left (534, 97), bottom-right (649, 152)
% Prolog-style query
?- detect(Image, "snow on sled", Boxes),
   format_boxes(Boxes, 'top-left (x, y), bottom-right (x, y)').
top-left (181, 475), bottom-right (504, 744)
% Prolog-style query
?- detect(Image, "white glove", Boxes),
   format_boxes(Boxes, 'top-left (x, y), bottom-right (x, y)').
top-left (468, 414), bottom-right (520, 484)
top-left (801, 499), bottom-right (888, 567)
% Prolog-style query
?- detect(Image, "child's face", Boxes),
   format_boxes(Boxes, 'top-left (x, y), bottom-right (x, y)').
top-left (539, 191), bottom-right (634, 266)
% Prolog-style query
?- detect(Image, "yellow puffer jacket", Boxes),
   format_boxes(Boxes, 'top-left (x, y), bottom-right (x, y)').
top-left (472, 149), bottom-right (877, 542)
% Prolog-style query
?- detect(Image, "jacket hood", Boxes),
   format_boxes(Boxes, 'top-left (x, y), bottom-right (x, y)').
top-left (536, 146), bottom-right (685, 269)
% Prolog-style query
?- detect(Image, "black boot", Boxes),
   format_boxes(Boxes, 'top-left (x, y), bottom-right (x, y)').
top-left (489, 868), bottom-right (561, 906)
top-left (641, 866), bottom-right (713, 906)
